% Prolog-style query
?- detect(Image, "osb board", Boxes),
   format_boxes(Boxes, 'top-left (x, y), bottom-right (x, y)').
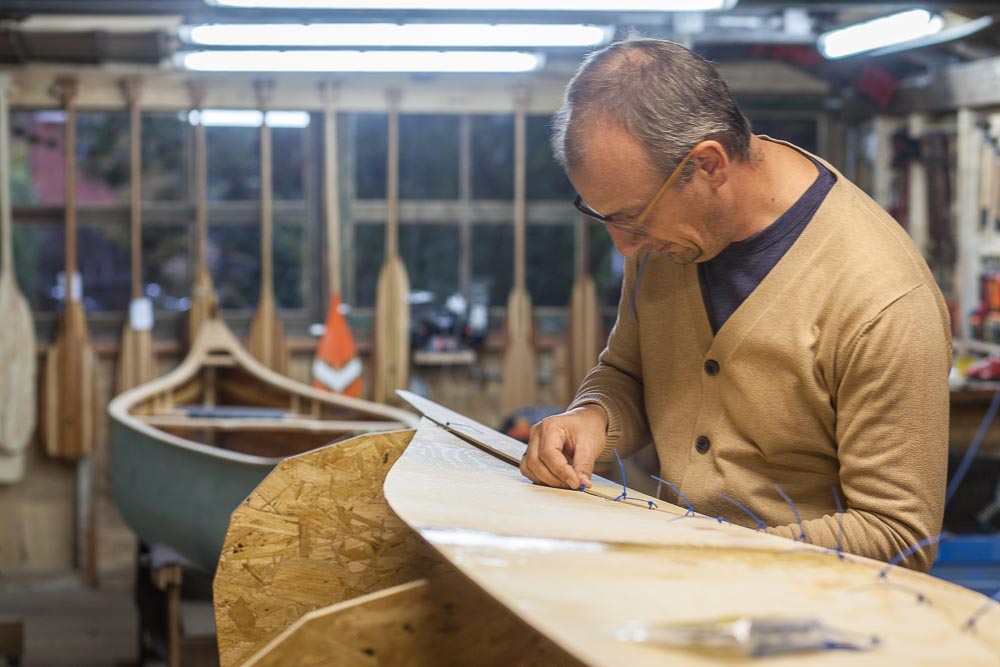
top-left (383, 419), bottom-right (1000, 666)
top-left (213, 429), bottom-right (448, 667)
top-left (243, 574), bottom-right (580, 667)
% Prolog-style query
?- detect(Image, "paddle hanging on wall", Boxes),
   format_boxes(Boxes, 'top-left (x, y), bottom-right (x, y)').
top-left (372, 88), bottom-right (410, 405)
top-left (116, 76), bottom-right (157, 393)
top-left (0, 73), bottom-right (37, 484)
top-left (312, 80), bottom-right (362, 397)
top-left (500, 87), bottom-right (536, 416)
top-left (43, 75), bottom-right (99, 462)
top-left (246, 79), bottom-right (289, 375)
top-left (566, 215), bottom-right (602, 405)
top-left (185, 80), bottom-right (219, 347)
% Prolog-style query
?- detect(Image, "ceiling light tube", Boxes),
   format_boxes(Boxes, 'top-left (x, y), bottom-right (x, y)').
top-left (178, 49), bottom-right (544, 72)
top-left (187, 109), bottom-right (312, 127)
top-left (818, 9), bottom-right (945, 59)
top-left (207, 0), bottom-right (737, 11)
top-left (182, 23), bottom-right (613, 48)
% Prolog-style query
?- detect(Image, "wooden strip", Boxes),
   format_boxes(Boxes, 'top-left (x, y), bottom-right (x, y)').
top-left (116, 76), bottom-right (156, 393)
top-left (185, 80), bottom-right (218, 346)
top-left (372, 89), bottom-right (410, 404)
top-left (0, 72), bottom-right (37, 468)
top-left (138, 415), bottom-right (409, 433)
top-left (246, 79), bottom-right (289, 374)
top-left (321, 79), bottom-right (342, 297)
top-left (382, 420), bottom-right (1000, 666)
top-left (212, 429), bottom-right (446, 667)
top-left (501, 86), bottom-right (536, 415)
top-left (242, 574), bottom-right (581, 667)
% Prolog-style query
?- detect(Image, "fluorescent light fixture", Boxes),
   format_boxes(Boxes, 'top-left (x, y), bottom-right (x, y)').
top-left (178, 50), bottom-right (543, 72)
top-left (208, 0), bottom-right (737, 11)
top-left (182, 23), bottom-right (612, 47)
top-left (187, 109), bottom-right (312, 127)
top-left (818, 9), bottom-right (944, 59)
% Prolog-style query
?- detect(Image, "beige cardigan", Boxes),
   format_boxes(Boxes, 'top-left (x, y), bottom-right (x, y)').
top-left (570, 145), bottom-right (951, 572)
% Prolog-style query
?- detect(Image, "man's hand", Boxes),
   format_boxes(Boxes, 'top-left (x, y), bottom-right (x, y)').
top-left (520, 404), bottom-right (608, 490)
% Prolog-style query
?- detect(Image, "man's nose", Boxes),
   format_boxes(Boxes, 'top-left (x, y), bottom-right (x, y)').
top-left (608, 227), bottom-right (644, 257)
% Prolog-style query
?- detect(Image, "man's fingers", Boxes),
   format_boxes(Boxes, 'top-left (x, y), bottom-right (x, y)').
top-left (538, 431), bottom-right (580, 489)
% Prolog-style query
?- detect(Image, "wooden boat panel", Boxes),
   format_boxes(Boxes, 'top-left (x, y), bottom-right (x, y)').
top-left (382, 417), bottom-right (1000, 666)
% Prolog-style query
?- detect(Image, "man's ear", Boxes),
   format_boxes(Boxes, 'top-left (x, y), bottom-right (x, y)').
top-left (693, 141), bottom-right (729, 189)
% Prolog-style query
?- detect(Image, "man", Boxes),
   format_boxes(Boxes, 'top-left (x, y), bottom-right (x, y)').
top-left (520, 37), bottom-right (951, 572)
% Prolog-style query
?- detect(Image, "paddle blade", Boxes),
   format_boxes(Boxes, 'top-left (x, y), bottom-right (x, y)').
top-left (246, 293), bottom-right (289, 375)
top-left (567, 275), bottom-right (602, 401)
top-left (43, 302), bottom-right (98, 460)
top-left (313, 292), bottom-right (363, 397)
top-left (116, 298), bottom-right (156, 393)
top-left (0, 278), bottom-right (36, 460)
top-left (373, 256), bottom-right (410, 405)
top-left (500, 287), bottom-right (536, 416)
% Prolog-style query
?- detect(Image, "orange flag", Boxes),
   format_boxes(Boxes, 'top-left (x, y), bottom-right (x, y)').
top-left (312, 293), bottom-right (363, 397)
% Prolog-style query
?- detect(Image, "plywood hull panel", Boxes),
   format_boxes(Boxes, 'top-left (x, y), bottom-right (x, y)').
top-left (381, 415), bottom-right (1000, 666)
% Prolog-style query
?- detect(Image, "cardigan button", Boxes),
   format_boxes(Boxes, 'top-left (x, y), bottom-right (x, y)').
top-left (695, 435), bottom-right (711, 454)
top-left (704, 359), bottom-right (720, 376)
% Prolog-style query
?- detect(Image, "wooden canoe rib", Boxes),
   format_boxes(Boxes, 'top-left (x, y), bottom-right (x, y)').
top-left (108, 317), bottom-right (418, 573)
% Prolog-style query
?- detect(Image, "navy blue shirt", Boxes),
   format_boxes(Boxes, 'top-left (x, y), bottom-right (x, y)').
top-left (698, 158), bottom-right (836, 334)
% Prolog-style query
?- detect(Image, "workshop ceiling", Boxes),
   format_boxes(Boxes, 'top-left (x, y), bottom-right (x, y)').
top-left (1, 2), bottom-right (998, 92)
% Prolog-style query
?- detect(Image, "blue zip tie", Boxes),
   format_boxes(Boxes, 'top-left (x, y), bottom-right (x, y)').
top-left (607, 449), bottom-right (657, 509)
top-left (775, 484), bottom-right (807, 542)
top-left (719, 493), bottom-right (766, 531)
top-left (962, 588), bottom-right (1000, 631)
top-left (651, 475), bottom-right (696, 517)
top-left (878, 533), bottom-right (945, 579)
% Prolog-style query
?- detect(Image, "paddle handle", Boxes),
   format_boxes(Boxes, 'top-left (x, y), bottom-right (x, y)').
top-left (0, 74), bottom-right (11, 275)
top-left (575, 215), bottom-right (589, 280)
top-left (53, 77), bottom-right (79, 299)
top-left (513, 87), bottom-right (528, 292)
top-left (255, 79), bottom-right (275, 298)
top-left (122, 77), bottom-right (143, 300)
top-left (321, 80), bottom-right (342, 296)
top-left (187, 81), bottom-right (208, 281)
top-left (386, 88), bottom-right (400, 260)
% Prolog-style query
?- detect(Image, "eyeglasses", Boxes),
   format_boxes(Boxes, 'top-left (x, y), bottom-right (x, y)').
top-left (573, 146), bottom-right (698, 237)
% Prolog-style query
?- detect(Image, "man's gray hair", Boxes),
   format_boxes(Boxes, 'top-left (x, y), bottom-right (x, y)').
top-left (552, 37), bottom-right (751, 181)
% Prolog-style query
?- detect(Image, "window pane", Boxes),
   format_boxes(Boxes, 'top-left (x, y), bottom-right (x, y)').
top-left (588, 221), bottom-right (623, 309)
top-left (209, 223), bottom-right (304, 309)
top-left (273, 126), bottom-right (305, 201)
top-left (400, 115), bottom-right (459, 200)
top-left (471, 114), bottom-right (513, 200)
top-left (353, 113), bottom-right (387, 200)
top-left (10, 110), bottom-right (130, 205)
top-left (143, 113), bottom-right (187, 202)
top-left (353, 223), bottom-right (384, 307)
top-left (12, 222), bottom-right (129, 312)
top-left (400, 224), bottom-right (459, 297)
top-left (527, 115), bottom-right (573, 201)
top-left (142, 224), bottom-right (191, 311)
top-left (526, 225), bottom-right (573, 307)
top-left (207, 126), bottom-right (259, 202)
top-left (470, 224), bottom-right (513, 308)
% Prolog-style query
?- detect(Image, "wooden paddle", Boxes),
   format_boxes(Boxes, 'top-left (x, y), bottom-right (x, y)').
top-left (245, 79), bottom-right (289, 374)
top-left (185, 80), bottom-right (218, 347)
top-left (372, 88), bottom-right (410, 405)
top-left (500, 87), bottom-right (536, 416)
top-left (566, 215), bottom-right (601, 405)
top-left (43, 76), bottom-right (98, 462)
top-left (0, 73), bottom-right (37, 484)
top-left (312, 80), bottom-right (363, 396)
top-left (115, 76), bottom-right (156, 393)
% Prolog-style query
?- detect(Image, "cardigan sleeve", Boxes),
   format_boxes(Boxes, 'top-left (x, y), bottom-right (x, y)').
top-left (768, 283), bottom-right (951, 572)
top-left (568, 252), bottom-right (652, 461)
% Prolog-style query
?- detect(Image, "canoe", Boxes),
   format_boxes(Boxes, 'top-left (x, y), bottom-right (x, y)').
top-left (109, 317), bottom-right (418, 572)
